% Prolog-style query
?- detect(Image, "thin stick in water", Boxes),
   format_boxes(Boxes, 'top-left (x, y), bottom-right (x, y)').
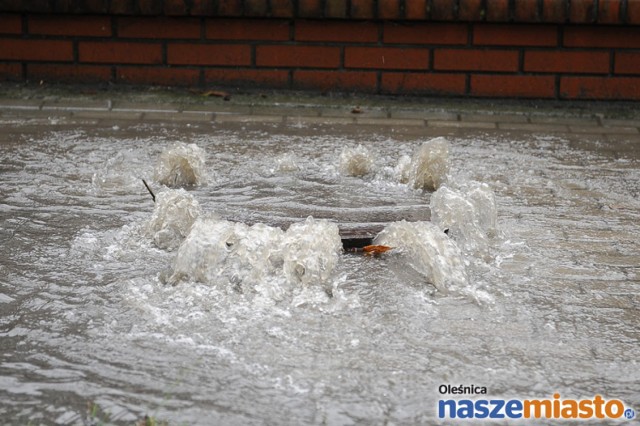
top-left (142, 179), bottom-right (156, 203)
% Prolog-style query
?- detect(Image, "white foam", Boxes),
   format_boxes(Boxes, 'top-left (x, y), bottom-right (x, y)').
top-left (146, 189), bottom-right (202, 250)
top-left (339, 145), bottom-right (375, 177)
top-left (168, 216), bottom-right (342, 301)
top-left (91, 151), bottom-right (142, 191)
top-left (273, 153), bottom-right (300, 173)
top-left (374, 220), bottom-right (468, 293)
top-left (430, 182), bottom-right (498, 257)
top-left (404, 137), bottom-right (449, 190)
top-left (154, 143), bottom-right (206, 187)
top-left (395, 154), bottom-right (412, 184)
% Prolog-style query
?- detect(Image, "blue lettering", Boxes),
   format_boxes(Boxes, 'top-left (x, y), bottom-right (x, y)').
top-left (489, 400), bottom-right (506, 418)
top-left (505, 400), bottom-right (523, 418)
top-left (438, 400), bottom-right (457, 418)
top-left (474, 400), bottom-right (490, 419)
top-left (457, 400), bottom-right (473, 418)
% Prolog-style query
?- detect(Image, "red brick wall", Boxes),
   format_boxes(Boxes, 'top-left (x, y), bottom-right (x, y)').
top-left (1, 0), bottom-right (640, 100)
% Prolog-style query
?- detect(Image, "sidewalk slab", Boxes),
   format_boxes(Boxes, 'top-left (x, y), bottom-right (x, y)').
top-left (428, 120), bottom-right (497, 129)
top-left (0, 84), bottom-right (639, 140)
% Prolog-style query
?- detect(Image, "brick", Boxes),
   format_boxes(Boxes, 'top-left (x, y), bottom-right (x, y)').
top-left (379, 0), bottom-right (401, 19)
top-left (296, 21), bottom-right (377, 43)
top-left (293, 70), bottom-right (377, 92)
top-left (405, 0), bottom-right (428, 20)
top-left (0, 14), bottom-right (21, 34)
top-left (299, 0), bottom-right (323, 17)
top-left (474, 24), bottom-right (557, 46)
top-left (190, 0), bottom-right (215, 15)
top-left (207, 19), bottom-right (289, 41)
top-left (0, 39), bottom-right (73, 61)
top-left (435, 49), bottom-right (519, 72)
top-left (270, 0), bottom-right (294, 18)
top-left (217, 0), bottom-right (242, 16)
top-left (542, 0), bottom-right (568, 22)
top-left (598, 0), bottom-right (623, 24)
top-left (629, 1), bottom-right (640, 24)
top-left (243, 0), bottom-right (268, 16)
top-left (27, 64), bottom-right (111, 83)
top-left (117, 67), bottom-right (200, 86)
top-left (138, 0), bottom-right (163, 14)
top-left (0, 63), bottom-right (22, 80)
top-left (79, 0), bottom-right (109, 13)
top-left (514, 0), bottom-right (540, 22)
top-left (6, 0), bottom-right (51, 13)
top-left (381, 72), bottom-right (467, 95)
top-left (110, 0), bottom-right (136, 14)
top-left (486, 0), bottom-right (509, 21)
top-left (564, 27), bottom-right (640, 48)
top-left (569, 0), bottom-right (597, 23)
top-left (164, 0), bottom-right (189, 15)
top-left (0, 0), bottom-right (18, 11)
top-left (350, 0), bottom-right (375, 18)
top-left (560, 77), bottom-right (640, 100)
top-left (168, 44), bottom-right (251, 66)
top-left (256, 46), bottom-right (340, 68)
top-left (79, 42), bottom-right (162, 64)
top-left (325, 0), bottom-right (348, 18)
top-left (205, 69), bottom-right (289, 88)
top-left (431, 0), bottom-right (457, 20)
top-left (459, 0), bottom-right (483, 21)
top-left (524, 51), bottom-right (610, 74)
top-left (384, 23), bottom-right (468, 45)
top-left (615, 53), bottom-right (640, 75)
top-left (28, 15), bottom-right (111, 37)
top-left (471, 75), bottom-right (556, 98)
top-left (118, 17), bottom-right (199, 39)
top-left (345, 47), bottom-right (429, 70)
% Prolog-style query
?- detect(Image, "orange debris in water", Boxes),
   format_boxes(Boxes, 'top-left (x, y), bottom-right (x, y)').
top-left (362, 245), bottom-right (393, 255)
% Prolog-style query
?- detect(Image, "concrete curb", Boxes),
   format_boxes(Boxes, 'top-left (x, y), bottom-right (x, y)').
top-left (1, 92), bottom-right (640, 137)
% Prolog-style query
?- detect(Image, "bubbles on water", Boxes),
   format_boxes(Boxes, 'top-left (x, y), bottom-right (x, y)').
top-left (91, 151), bottom-right (140, 191)
top-left (273, 153), bottom-right (300, 173)
top-left (168, 216), bottom-right (342, 303)
top-left (281, 217), bottom-right (342, 287)
top-left (154, 143), bottom-right (206, 187)
top-left (430, 182), bottom-right (498, 258)
top-left (400, 137), bottom-right (449, 190)
top-left (146, 189), bottom-right (202, 250)
top-left (394, 154), bottom-right (412, 183)
top-left (339, 145), bottom-right (375, 177)
top-left (374, 220), bottom-right (468, 293)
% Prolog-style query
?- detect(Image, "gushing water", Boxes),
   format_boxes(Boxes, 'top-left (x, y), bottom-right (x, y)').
top-left (374, 220), bottom-right (468, 293)
top-left (145, 189), bottom-right (202, 250)
top-left (168, 216), bottom-right (342, 303)
top-left (2, 120), bottom-right (638, 425)
top-left (430, 182), bottom-right (498, 258)
top-left (398, 136), bottom-right (449, 190)
top-left (154, 142), bottom-right (206, 187)
top-left (339, 144), bottom-right (375, 177)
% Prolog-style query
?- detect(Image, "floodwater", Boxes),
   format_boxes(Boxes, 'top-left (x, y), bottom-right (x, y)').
top-left (0, 116), bottom-right (639, 425)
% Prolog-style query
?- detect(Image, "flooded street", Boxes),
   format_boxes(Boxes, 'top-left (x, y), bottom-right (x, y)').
top-left (0, 115), bottom-right (639, 425)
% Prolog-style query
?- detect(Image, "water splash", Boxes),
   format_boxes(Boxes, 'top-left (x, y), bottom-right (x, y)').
top-left (91, 151), bottom-right (143, 192)
top-left (273, 153), bottom-right (300, 173)
top-left (430, 182), bottom-right (498, 258)
top-left (281, 217), bottom-right (342, 287)
top-left (339, 145), bottom-right (375, 177)
top-left (154, 143), bottom-right (206, 187)
top-left (400, 137), bottom-right (449, 190)
top-left (374, 220), bottom-right (468, 293)
top-left (145, 189), bottom-right (202, 250)
top-left (168, 216), bottom-right (342, 302)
